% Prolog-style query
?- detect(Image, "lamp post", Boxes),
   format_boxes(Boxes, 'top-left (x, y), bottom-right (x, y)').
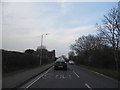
top-left (40, 33), bottom-right (48, 65)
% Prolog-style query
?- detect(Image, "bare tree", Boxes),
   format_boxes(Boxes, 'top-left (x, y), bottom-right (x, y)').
top-left (68, 51), bottom-right (75, 60)
top-left (96, 6), bottom-right (120, 86)
top-left (96, 7), bottom-right (120, 49)
top-left (71, 35), bottom-right (103, 55)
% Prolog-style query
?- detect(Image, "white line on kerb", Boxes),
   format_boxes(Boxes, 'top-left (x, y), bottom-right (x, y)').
top-left (24, 66), bottom-right (53, 90)
top-left (85, 83), bottom-right (92, 90)
top-left (73, 71), bottom-right (80, 78)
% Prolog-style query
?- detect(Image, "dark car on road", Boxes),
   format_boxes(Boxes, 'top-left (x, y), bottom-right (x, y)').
top-left (54, 59), bottom-right (67, 70)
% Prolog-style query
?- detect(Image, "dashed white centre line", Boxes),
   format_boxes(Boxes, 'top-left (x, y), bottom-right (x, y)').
top-left (85, 83), bottom-right (92, 90)
top-left (73, 71), bottom-right (80, 78)
top-left (24, 66), bottom-right (53, 90)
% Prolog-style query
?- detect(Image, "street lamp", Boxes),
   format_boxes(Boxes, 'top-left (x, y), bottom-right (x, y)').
top-left (40, 33), bottom-right (49, 65)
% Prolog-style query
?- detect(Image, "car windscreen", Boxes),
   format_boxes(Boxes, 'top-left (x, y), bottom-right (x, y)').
top-left (55, 59), bottom-right (65, 62)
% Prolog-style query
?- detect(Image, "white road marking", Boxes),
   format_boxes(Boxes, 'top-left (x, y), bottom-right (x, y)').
top-left (73, 71), bottom-right (80, 78)
top-left (62, 75), bottom-right (65, 79)
top-left (60, 75), bottom-right (64, 79)
top-left (69, 75), bottom-right (71, 79)
top-left (93, 71), bottom-right (115, 81)
top-left (59, 75), bottom-right (62, 79)
top-left (24, 66), bottom-right (53, 90)
top-left (56, 75), bottom-right (59, 78)
top-left (85, 83), bottom-right (92, 90)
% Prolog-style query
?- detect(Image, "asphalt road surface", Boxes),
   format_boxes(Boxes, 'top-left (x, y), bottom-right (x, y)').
top-left (21, 65), bottom-right (118, 89)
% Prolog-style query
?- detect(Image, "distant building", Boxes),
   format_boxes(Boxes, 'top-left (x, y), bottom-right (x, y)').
top-left (35, 48), bottom-right (55, 63)
top-left (48, 50), bottom-right (55, 61)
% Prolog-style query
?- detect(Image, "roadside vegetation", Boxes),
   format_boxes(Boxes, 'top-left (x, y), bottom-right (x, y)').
top-left (79, 64), bottom-right (119, 79)
top-left (2, 46), bottom-right (55, 74)
top-left (68, 6), bottom-right (120, 79)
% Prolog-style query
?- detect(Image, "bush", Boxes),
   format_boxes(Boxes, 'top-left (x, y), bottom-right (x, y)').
top-left (74, 47), bottom-right (120, 70)
top-left (2, 50), bottom-right (39, 73)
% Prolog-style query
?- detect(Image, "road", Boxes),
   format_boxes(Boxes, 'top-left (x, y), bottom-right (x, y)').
top-left (21, 65), bottom-right (118, 89)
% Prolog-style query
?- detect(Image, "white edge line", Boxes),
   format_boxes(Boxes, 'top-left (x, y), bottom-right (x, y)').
top-left (93, 71), bottom-right (115, 81)
top-left (73, 71), bottom-right (80, 78)
top-left (24, 66), bottom-right (53, 90)
top-left (85, 83), bottom-right (92, 90)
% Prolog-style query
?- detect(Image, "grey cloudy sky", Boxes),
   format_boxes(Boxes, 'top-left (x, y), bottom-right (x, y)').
top-left (1, 1), bottom-right (118, 57)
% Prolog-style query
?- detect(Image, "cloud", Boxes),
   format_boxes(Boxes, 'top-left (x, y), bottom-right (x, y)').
top-left (2, 2), bottom-right (57, 36)
top-left (59, 2), bottom-right (71, 15)
top-left (0, 3), bottom-right (2, 49)
top-left (2, 0), bottom-right (119, 2)
top-left (2, 2), bottom-right (108, 57)
top-left (43, 25), bottom-right (96, 56)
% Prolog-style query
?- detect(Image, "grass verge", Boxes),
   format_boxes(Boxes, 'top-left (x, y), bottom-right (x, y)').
top-left (79, 64), bottom-right (120, 80)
